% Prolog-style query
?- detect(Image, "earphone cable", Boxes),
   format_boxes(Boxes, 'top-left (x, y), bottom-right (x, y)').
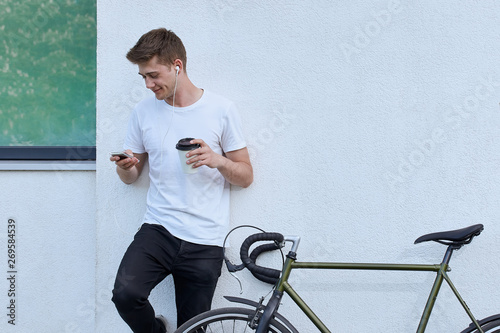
top-left (156, 69), bottom-right (178, 197)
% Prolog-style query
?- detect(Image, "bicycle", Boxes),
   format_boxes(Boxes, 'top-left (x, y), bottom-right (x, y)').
top-left (175, 224), bottom-right (500, 332)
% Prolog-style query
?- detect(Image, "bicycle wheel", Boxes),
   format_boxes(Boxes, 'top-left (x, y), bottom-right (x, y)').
top-left (461, 314), bottom-right (500, 333)
top-left (175, 307), bottom-right (292, 333)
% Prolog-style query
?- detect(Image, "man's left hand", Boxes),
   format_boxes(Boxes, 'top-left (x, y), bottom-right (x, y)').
top-left (186, 139), bottom-right (224, 169)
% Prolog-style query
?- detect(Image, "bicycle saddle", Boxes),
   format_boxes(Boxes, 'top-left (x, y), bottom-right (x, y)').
top-left (414, 224), bottom-right (484, 245)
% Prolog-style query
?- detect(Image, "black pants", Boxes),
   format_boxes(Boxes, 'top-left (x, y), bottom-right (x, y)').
top-left (112, 223), bottom-right (224, 332)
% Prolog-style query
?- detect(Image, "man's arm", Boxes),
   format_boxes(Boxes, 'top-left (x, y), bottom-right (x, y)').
top-left (186, 139), bottom-right (253, 188)
top-left (218, 148), bottom-right (253, 188)
top-left (110, 149), bottom-right (148, 184)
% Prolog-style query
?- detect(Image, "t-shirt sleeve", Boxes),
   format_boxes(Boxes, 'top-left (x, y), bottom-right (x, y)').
top-left (123, 108), bottom-right (146, 154)
top-left (221, 102), bottom-right (247, 153)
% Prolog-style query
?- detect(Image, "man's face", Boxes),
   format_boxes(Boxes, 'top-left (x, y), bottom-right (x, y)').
top-left (138, 55), bottom-right (176, 101)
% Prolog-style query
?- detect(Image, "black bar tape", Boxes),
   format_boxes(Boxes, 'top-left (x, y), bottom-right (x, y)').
top-left (240, 233), bottom-right (284, 284)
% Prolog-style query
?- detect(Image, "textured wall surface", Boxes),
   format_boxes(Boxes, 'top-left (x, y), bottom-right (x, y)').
top-left (0, 171), bottom-right (96, 332)
top-left (94, 1), bottom-right (500, 332)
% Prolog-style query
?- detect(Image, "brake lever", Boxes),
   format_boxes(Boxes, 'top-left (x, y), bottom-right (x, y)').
top-left (225, 257), bottom-right (245, 273)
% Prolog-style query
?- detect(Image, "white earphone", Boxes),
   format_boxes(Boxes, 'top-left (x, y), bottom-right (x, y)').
top-left (175, 65), bottom-right (180, 75)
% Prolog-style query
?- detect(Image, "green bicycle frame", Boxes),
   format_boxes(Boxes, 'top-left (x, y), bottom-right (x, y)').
top-left (274, 243), bottom-right (484, 333)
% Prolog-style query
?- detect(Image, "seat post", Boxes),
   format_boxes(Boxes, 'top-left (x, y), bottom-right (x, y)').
top-left (417, 243), bottom-right (462, 332)
top-left (442, 243), bottom-right (462, 265)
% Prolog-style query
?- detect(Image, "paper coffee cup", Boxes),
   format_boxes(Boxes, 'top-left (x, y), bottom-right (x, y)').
top-left (176, 138), bottom-right (201, 174)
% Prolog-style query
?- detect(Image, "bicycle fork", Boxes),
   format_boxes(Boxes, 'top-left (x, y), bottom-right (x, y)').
top-left (254, 248), bottom-right (296, 333)
top-left (254, 290), bottom-right (284, 333)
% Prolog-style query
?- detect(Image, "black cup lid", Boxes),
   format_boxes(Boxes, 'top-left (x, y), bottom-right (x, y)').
top-left (176, 138), bottom-right (201, 151)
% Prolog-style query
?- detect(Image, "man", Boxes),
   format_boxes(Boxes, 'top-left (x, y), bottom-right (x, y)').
top-left (110, 28), bottom-right (253, 333)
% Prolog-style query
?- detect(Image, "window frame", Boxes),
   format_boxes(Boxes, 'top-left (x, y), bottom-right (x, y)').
top-left (0, 146), bottom-right (96, 161)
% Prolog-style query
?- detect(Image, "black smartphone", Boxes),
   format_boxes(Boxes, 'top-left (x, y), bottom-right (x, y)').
top-left (110, 152), bottom-right (133, 160)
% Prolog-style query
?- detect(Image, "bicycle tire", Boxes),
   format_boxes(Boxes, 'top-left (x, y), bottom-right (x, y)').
top-left (461, 314), bottom-right (500, 333)
top-left (174, 307), bottom-right (292, 333)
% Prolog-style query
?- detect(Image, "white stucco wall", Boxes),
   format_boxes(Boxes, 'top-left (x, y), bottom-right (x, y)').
top-left (95, 1), bottom-right (500, 332)
top-left (0, 171), bottom-right (95, 333)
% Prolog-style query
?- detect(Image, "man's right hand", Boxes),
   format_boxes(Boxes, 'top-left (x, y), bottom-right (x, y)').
top-left (110, 149), bottom-right (141, 170)
top-left (111, 150), bottom-right (147, 184)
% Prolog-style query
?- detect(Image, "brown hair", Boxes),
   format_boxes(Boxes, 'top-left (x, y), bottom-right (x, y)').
top-left (126, 28), bottom-right (187, 69)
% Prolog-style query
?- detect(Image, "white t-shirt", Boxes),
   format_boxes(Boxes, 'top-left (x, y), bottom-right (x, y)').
top-left (123, 90), bottom-right (246, 246)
